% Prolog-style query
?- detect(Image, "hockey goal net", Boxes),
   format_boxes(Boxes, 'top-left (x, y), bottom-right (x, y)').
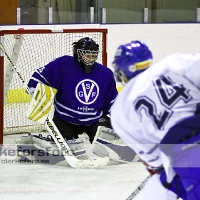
top-left (0, 28), bottom-right (107, 144)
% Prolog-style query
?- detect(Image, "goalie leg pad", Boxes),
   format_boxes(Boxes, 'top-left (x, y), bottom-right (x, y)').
top-left (16, 134), bottom-right (89, 165)
top-left (66, 138), bottom-right (89, 160)
top-left (16, 134), bottom-right (38, 163)
top-left (91, 126), bottom-right (139, 163)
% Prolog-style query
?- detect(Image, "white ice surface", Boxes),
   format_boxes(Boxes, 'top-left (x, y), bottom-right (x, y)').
top-left (0, 134), bottom-right (148, 200)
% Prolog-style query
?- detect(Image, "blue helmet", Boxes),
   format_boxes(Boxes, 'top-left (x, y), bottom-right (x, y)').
top-left (112, 40), bottom-right (153, 83)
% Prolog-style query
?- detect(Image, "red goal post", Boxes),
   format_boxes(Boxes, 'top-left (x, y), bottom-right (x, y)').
top-left (0, 28), bottom-right (107, 144)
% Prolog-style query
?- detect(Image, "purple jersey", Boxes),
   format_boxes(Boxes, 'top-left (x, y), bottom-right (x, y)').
top-left (27, 55), bottom-right (118, 125)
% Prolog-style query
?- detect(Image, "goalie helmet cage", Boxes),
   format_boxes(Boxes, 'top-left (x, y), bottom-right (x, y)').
top-left (0, 28), bottom-right (107, 144)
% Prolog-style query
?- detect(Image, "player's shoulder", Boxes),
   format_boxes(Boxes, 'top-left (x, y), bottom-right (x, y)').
top-left (55, 55), bottom-right (78, 68)
top-left (165, 53), bottom-right (200, 60)
top-left (156, 53), bottom-right (200, 69)
top-left (59, 55), bottom-right (74, 62)
top-left (149, 53), bottom-right (200, 77)
top-left (49, 55), bottom-right (73, 64)
top-left (94, 62), bottom-right (114, 76)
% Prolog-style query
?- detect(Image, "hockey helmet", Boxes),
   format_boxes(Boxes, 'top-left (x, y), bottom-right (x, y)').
top-left (112, 40), bottom-right (153, 84)
top-left (73, 37), bottom-right (99, 73)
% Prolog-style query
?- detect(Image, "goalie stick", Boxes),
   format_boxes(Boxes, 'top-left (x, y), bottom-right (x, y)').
top-left (0, 42), bottom-right (109, 169)
top-left (126, 175), bottom-right (150, 200)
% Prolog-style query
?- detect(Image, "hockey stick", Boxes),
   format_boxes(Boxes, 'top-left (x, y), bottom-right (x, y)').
top-left (126, 175), bottom-right (150, 200)
top-left (0, 42), bottom-right (109, 169)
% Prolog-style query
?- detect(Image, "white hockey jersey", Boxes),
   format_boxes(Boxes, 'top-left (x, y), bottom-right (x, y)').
top-left (111, 53), bottom-right (200, 168)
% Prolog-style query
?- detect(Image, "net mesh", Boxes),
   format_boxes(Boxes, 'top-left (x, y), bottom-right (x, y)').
top-left (2, 30), bottom-right (105, 135)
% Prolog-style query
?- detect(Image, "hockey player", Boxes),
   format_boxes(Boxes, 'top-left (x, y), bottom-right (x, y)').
top-left (111, 40), bottom-right (200, 199)
top-left (17, 37), bottom-right (118, 165)
top-left (28, 37), bottom-right (117, 138)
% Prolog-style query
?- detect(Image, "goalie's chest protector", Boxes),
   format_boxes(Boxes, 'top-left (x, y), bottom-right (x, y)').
top-left (51, 56), bottom-right (112, 123)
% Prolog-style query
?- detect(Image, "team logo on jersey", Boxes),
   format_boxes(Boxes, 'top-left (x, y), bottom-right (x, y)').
top-left (75, 79), bottom-right (99, 105)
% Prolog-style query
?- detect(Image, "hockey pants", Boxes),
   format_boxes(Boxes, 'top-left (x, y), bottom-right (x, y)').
top-left (160, 115), bottom-right (200, 200)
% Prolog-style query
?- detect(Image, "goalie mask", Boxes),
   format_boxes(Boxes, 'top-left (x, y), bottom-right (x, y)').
top-left (73, 37), bottom-right (99, 73)
top-left (112, 40), bottom-right (153, 84)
